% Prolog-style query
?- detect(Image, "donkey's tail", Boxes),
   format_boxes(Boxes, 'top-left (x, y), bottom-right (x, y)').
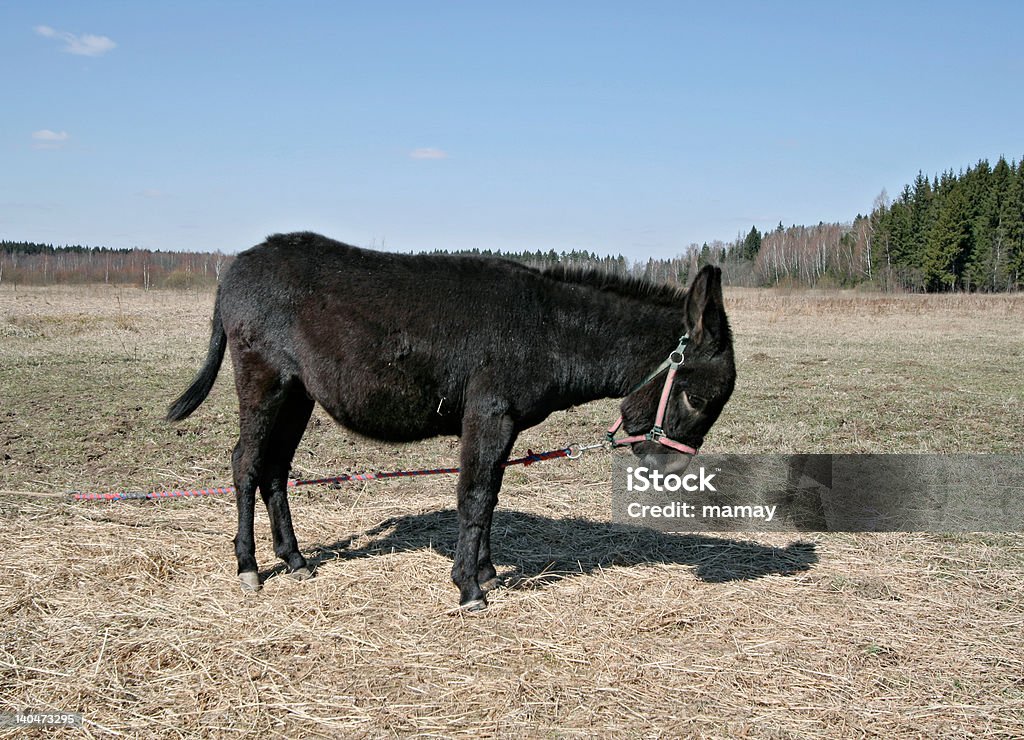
top-left (166, 292), bottom-right (227, 421)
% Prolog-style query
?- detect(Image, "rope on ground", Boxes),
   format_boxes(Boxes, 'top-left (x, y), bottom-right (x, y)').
top-left (0, 488), bottom-right (68, 499)
top-left (69, 446), bottom-right (575, 503)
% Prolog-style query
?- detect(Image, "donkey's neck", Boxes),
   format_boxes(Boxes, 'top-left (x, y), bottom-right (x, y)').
top-left (552, 288), bottom-right (686, 402)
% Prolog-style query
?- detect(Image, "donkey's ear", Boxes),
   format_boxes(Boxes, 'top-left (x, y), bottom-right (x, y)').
top-left (684, 265), bottom-right (725, 345)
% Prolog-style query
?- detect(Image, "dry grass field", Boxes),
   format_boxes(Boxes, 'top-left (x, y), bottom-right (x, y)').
top-left (1, 284), bottom-right (1023, 738)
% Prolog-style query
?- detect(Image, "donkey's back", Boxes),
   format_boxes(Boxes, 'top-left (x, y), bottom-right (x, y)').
top-left (212, 232), bottom-right (557, 441)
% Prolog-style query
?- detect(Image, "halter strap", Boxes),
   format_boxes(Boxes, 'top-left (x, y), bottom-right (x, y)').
top-left (606, 334), bottom-right (698, 456)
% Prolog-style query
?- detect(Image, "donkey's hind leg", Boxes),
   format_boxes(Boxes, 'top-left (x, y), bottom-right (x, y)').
top-left (231, 354), bottom-right (288, 593)
top-left (259, 384), bottom-right (315, 579)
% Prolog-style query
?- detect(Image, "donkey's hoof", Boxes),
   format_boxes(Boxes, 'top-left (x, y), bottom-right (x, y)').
top-left (458, 598), bottom-right (488, 613)
top-left (238, 572), bottom-right (262, 592)
top-left (480, 576), bottom-right (502, 592)
top-left (289, 566), bottom-right (314, 581)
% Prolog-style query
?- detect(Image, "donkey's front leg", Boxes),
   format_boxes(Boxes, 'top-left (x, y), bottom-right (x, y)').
top-left (452, 400), bottom-right (516, 610)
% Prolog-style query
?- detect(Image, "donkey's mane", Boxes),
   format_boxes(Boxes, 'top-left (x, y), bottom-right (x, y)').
top-left (540, 264), bottom-right (688, 307)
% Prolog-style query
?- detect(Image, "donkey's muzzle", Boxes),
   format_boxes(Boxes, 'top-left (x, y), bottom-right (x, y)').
top-left (634, 443), bottom-right (696, 477)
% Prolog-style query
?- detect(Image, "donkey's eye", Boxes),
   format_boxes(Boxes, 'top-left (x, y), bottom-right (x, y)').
top-left (685, 392), bottom-right (707, 409)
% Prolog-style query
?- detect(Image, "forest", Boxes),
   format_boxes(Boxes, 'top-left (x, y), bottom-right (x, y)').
top-left (3, 158), bottom-right (1022, 292)
top-left (0, 243), bottom-right (228, 289)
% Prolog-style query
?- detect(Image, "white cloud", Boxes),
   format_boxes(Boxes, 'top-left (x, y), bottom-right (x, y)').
top-left (409, 147), bottom-right (448, 160)
top-left (35, 24), bottom-right (116, 56)
top-left (31, 129), bottom-right (70, 149)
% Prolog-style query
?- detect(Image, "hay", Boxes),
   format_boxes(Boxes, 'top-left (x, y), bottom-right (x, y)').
top-left (1, 285), bottom-right (1023, 736)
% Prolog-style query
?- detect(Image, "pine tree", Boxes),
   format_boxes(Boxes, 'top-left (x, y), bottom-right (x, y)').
top-left (698, 242), bottom-right (710, 268)
top-left (910, 172), bottom-right (936, 269)
top-left (964, 159), bottom-right (1003, 290)
top-left (741, 226), bottom-right (762, 260)
top-left (924, 184), bottom-right (970, 290)
top-left (990, 158), bottom-right (1013, 289)
top-left (882, 188), bottom-right (917, 288)
top-left (1002, 160), bottom-right (1024, 289)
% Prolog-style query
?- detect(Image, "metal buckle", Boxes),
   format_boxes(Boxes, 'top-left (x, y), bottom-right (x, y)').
top-left (567, 441), bottom-right (610, 459)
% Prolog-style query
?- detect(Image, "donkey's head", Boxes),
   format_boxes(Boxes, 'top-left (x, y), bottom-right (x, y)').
top-left (617, 265), bottom-right (736, 473)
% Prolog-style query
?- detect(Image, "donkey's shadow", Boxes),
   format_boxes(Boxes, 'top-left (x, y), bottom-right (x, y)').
top-left (266, 509), bottom-right (818, 587)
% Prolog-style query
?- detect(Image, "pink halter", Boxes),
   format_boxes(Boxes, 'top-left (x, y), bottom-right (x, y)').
top-left (606, 334), bottom-right (698, 456)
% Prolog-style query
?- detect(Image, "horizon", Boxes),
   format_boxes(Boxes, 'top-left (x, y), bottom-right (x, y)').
top-left (3, 2), bottom-right (1023, 258)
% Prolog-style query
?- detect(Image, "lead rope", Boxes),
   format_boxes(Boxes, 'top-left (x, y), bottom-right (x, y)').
top-left (69, 445), bottom-right (602, 503)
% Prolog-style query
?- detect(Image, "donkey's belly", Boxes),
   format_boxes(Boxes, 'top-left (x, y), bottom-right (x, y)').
top-left (314, 389), bottom-right (462, 443)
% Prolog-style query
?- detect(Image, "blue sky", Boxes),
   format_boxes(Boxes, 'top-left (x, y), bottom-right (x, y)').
top-left (3, 2), bottom-right (1023, 259)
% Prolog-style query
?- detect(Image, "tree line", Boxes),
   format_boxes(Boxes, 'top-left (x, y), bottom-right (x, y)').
top-left (0, 242), bottom-right (229, 288)
top-left (740, 157), bottom-right (1023, 291)
top-left (4, 157), bottom-right (1022, 291)
top-left (869, 158), bottom-right (1024, 291)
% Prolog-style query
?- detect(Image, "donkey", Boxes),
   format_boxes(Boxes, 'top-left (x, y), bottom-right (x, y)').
top-left (167, 232), bottom-right (736, 609)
